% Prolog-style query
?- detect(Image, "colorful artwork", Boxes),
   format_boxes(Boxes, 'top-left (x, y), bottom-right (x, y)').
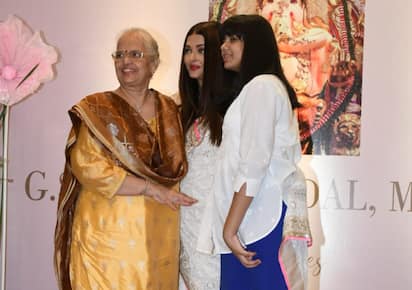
top-left (210, 0), bottom-right (365, 155)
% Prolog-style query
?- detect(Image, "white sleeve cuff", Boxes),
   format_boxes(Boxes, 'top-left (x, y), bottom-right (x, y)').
top-left (233, 176), bottom-right (262, 197)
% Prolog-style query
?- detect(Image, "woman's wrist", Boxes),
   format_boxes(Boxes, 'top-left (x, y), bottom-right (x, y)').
top-left (223, 222), bottom-right (238, 241)
top-left (139, 179), bottom-right (149, 196)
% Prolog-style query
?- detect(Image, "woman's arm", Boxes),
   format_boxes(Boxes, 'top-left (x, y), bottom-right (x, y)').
top-left (117, 175), bottom-right (197, 210)
top-left (71, 123), bottom-right (196, 209)
top-left (223, 183), bottom-right (261, 268)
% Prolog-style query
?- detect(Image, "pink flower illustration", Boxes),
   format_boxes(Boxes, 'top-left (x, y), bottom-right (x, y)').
top-left (0, 14), bottom-right (58, 106)
top-left (0, 16), bottom-right (58, 288)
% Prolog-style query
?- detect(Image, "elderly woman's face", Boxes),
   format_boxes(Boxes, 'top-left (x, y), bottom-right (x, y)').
top-left (114, 33), bottom-right (155, 88)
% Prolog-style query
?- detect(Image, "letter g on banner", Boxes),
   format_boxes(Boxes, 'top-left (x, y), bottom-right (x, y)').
top-left (25, 170), bottom-right (48, 201)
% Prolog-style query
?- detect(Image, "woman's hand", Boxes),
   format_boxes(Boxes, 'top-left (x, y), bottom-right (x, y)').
top-left (146, 182), bottom-right (197, 210)
top-left (223, 232), bottom-right (261, 268)
top-left (223, 184), bottom-right (260, 268)
top-left (116, 175), bottom-right (197, 210)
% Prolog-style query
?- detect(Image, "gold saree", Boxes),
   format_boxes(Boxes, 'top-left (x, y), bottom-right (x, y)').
top-left (54, 90), bottom-right (187, 290)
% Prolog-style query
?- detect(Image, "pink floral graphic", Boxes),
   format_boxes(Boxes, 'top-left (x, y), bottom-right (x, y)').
top-left (0, 15), bottom-right (57, 289)
top-left (0, 14), bottom-right (58, 105)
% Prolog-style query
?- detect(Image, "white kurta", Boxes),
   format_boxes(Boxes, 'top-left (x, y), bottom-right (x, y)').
top-left (179, 123), bottom-right (220, 290)
top-left (198, 74), bottom-right (302, 254)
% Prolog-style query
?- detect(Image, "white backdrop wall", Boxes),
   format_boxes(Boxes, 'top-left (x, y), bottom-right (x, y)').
top-left (0, 1), bottom-right (410, 290)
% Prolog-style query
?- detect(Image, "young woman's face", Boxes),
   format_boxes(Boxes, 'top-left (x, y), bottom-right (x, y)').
top-left (183, 33), bottom-right (205, 86)
top-left (221, 35), bottom-right (244, 72)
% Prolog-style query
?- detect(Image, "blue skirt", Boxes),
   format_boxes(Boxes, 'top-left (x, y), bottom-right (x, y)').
top-left (220, 202), bottom-right (288, 290)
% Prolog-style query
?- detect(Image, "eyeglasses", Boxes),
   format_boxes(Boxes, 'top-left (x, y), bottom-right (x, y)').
top-left (111, 50), bottom-right (145, 60)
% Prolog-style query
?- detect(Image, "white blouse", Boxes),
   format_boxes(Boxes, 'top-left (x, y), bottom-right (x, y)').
top-left (197, 74), bottom-right (302, 254)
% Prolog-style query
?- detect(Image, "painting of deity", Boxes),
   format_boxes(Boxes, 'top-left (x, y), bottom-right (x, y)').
top-left (210, 0), bottom-right (365, 155)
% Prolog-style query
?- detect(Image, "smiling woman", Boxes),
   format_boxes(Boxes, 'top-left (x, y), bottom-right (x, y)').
top-left (177, 21), bottom-right (235, 290)
top-left (54, 28), bottom-right (197, 290)
top-left (183, 33), bottom-right (205, 85)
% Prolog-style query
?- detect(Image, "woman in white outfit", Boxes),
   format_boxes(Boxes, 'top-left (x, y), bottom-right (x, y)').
top-left (197, 15), bottom-right (312, 290)
top-left (177, 21), bottom-right (236, 290)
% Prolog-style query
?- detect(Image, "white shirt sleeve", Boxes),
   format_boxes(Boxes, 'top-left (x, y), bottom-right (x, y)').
top-left (232, 76), bottom-right (287, 197)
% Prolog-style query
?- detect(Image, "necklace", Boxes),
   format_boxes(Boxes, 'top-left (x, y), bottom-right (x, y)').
top-left (120, 87), bottom-right (151, 113)
top-left (137, 90), bottom-right (151, 113)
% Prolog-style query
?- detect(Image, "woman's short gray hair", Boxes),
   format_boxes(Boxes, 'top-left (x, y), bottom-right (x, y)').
top-left (117, 28), bottom-right (160, 73)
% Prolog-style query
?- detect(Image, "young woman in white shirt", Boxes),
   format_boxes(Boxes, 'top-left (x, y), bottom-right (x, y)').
top-left (197, 14), bottom-right (311, 290)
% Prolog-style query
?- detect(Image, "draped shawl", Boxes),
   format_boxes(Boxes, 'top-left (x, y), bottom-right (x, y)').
top-left (280, 168), bottom-right (312, 290)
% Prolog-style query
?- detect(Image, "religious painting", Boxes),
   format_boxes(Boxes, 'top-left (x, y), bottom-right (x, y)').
top-left (210, 0), bottom-right (365, 155)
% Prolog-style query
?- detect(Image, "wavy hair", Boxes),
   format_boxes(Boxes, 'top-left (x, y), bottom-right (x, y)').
top-left (179, 21), bottom-right (234, 145)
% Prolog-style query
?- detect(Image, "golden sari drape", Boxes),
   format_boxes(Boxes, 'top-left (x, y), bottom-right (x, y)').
top-left (54, 90), bottom-right (187, 290)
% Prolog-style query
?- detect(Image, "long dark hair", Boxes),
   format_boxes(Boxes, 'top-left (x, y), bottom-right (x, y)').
top-left (179, 21), bottom-right (234, 145)
top-left (221, 14), bottom-right (300, 109)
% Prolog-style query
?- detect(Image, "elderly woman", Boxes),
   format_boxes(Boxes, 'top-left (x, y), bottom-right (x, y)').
top-left (54, 28), bottom-right (196, 290)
